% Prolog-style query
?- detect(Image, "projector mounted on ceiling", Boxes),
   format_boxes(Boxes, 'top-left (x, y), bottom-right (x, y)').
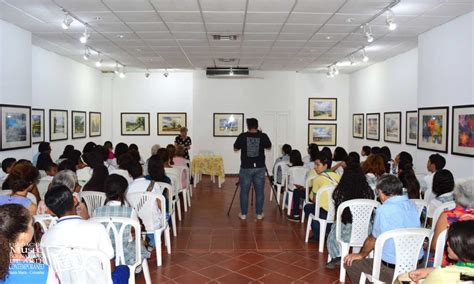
top-left (206, 67), bottom-right (249, 78)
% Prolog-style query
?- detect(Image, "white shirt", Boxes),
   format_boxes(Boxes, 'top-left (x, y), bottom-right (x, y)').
top-left (105, 200), bottom-right (139, 222)
top-left (109, 169), bottom-right (133, 184)
top-left (127, 177), bottom-right (163, 230)
top-left (41, 215), bottom-right (114, 284)
top-left (287, 166), bottom-right (308, 190)
top-left (332, 160), bottom-right (344, 176)
top-left (427, 192), bottom-right (454, 218)
top-left (423, 173), bottom-right (435, 202)
top-left (76, 167), bottom-right (92, 187)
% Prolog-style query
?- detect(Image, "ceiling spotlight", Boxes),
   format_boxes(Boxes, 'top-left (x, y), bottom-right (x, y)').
top-left (229, 68), bottom-right (234, 76)
top-left (83, 47), bottom-right (91, 60)
top-left (114, 62), bottom-right (120, 74)
top-left (145, 72), bottom-right (151, 78)
top-left (61, 14), bottom-right (74, 30)
top-left (362, 49), bottom-right (369, 62)
top-left (163, 69), bottom-right (169, 78)
top-left (326, 67), bottom-right (335, 78)
top-left (363, 24), bottom-right (374, 43)
top-left (332, 66), bottom-right (339, 75)
top-left (119, 72), bottom-right (126, 79)
top-left (80, 27), bottom-right (90, 44)
top-left (95, 59), bottom-right (103, 67)
top-left (386, 10), bottom-right (397, 31)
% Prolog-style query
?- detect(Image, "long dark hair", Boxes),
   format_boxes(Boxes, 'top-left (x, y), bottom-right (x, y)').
top-left (104, 174), bottom-right (128, 206)
top-left (36, 152), bottom-right (54, 171)
top-left (148, 155), bottom-right (169, 183)
top-left (398, 161), bottom-right (420, 199)
top-left (333, 147), bottom-right (348, 161)
top-left (289, 150), bottom-right (303, 167)
top-left (332, 157), bottom-right (374, 224)
top-left (83, 165), bottom-right (109, 192)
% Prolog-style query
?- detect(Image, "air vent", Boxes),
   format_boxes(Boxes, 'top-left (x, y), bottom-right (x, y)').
top-left (217, 58), bottom-right (236, 63)
top-left (206, 67), bottom-right (249, 78)
top-left (211, 34), bottom-right (238, 41)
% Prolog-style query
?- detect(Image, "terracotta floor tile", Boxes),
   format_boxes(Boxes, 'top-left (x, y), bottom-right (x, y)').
top-left (273, 264), bottom-right (312, 279)
top-left (173, 271), bottom-right (211, 284)
top-left (299, 271), bottom-right (339, 284)
top-left (272, 251), bottom-right (306, 264)
top-left (216, 272), bottom-right (253, 283)
top-left (237, 265), bottom-right (273, 280)
top-left (217, 258), bottom-right (253, 271)
top-left (198, 252), bottom-right (232, 264)
top-left (236, 252), bottom-right (267, 264)
top-left (256, 258), bottom-right (288, 271)
top-left (258, 272), bottom-right (295, 283)
top-left (198, 265), bottom-right (232, 279)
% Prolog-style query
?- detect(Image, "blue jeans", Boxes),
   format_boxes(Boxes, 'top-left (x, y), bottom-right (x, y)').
top-left (239, 167), bottom-right (265, 215)
top-left (303, 204), bottom-right (331, 240)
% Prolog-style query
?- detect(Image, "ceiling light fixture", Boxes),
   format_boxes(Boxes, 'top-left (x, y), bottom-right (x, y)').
top-left (211, 34), bottom-right (238, 41)
top-left (119, 71), bottom-right (126, 79)
top-left (362, 48), bottom-right (369, 62)
top-left (362, 24), bottom-right (374, 43)
top-left (386, 9), bottom-right (397, 31)
top-left (326, 66), bottom-right (334, 78)
top-left (79, 26), bottom-right (90, 44)
top-left (95, 53), bottom-right (102, 67)
top-left (229, 68), bottom-right (234, 76)
top-left (145, 70), bottom-right (151, 78)
top-left (333, 66), bottom-right (339, 75)
top-left (83, 47), bottom-right (91, 60)
top-left (114, 62), bottom-right (119, 74)
top-left (163, 69), bottom-right (169, 78)
top-left (61, 14), bottom-right (74, 30)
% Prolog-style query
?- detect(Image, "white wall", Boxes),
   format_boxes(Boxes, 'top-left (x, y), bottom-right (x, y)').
top-left (418, 12), bottom-right (474, 178)
top-left (0, 19), bottom-right (105, 162)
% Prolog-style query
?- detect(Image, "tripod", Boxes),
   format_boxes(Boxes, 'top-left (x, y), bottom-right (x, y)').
top-left (227, 166), bottom-right (282, 216)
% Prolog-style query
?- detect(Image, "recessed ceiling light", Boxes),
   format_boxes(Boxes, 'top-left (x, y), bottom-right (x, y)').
top-left (136, 48), bottom-right (141, 52)
top-left (116, 34), bottom-right (124, 39)
top-left (218, 58), bottom-right (236, 63)
top-left (94, 16), bottom-right (102, 21)
top-left (326, 36), bottom-right (332, 40)
top-left (346, 18), bottom-right (354, 23)
top-left (212, 34), bottom-right (238, 41)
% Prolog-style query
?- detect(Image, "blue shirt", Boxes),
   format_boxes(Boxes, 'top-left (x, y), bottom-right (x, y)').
top-left (0, 261), bottom-right (49, 284)
top-left (0, 195), bottom-right (31, 209)
top-left (372, 195), bottom-right (421, 264)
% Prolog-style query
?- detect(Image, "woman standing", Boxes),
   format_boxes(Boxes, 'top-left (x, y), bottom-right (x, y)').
top-left (174, 127), bottom-right (191, 160)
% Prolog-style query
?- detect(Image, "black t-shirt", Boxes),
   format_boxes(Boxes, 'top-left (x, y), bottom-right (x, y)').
top-left (174, 135), bottom-right (192, 159)
top-left (233, 131), bottom-right (272, 168)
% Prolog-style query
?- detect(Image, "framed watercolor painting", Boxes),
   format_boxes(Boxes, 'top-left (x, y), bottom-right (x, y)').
top-left (213, 113), bottom-right (244, 137)
top-left (353, 113), bottom-right (364, 139)
top-left (307, 123), bottom-right (337, 146)
top-left (71, 111), bottom-right (86, 139)
top-left (366, 113), bottom-right (380, 141)
top-left (417, 106), bottom-right (449, 153)
top-left (451, 104), bottom-right (474, 157)
top-left (121, 113), bottom-right (150, 135)
top-left (89, 112), bottom-right (101, 137)
top-left (157, 112), bottom-right (187, 136)
top-left (406, 111), bottom-right (417, 146)
top-left (49, 109), bottom-right (68, 141)
top-left (31, 108), bottom-right (45, 144)
top-left (308, 98), bottom-right (337, 120)
top-left (0, 104), bottom-right (31, 151)
top-left (384, 112), bottom-right (401, 143)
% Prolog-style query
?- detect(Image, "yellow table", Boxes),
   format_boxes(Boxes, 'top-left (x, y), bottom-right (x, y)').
top-left (191, 155), bottom-right (225, 188)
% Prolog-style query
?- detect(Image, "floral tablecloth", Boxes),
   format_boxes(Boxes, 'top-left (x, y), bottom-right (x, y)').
top-left (191, 155), bottom-right (225, 184)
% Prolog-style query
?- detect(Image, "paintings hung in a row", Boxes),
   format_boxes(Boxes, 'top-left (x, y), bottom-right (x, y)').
top-left (351, 104), bottom-right (473, 157)
top-left (0, 105), bottom-right (31, 151)
top-left (308, 98), bottom-right (337, 120)
top-left (213, 113), bottom-right (244, 137)
top-left (308, 123), bottom-right (337, 146)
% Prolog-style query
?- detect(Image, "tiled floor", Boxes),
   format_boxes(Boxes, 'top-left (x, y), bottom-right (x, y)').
top-left (137, 176), bottom-right (341, 283)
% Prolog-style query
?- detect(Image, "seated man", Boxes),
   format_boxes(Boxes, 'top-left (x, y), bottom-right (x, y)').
top-left (344, 174), bottom-right (422, 283)
top-left (423, 153), bottom-right (446, 202)
top-left (41, 185), bottom-right (129, 282)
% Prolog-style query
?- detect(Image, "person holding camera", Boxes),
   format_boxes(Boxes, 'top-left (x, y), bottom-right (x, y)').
top-left (233, 118), bottom-right (271, 220)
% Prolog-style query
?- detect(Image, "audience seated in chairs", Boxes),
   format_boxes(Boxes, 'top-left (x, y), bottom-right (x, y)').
top-left (0, 204), bottom-right (58, 283)
top-left (431, 179), bottom-right (474, 266)
top-left (273, 144), bottom-right (292, 183)
top-left (331, 147), bottom-right (348, 176)
top-left (32, 142), bottom-right (51, 167)
top-left (360, 145), bottom-right (371, 162)
top-left (92, 174), bottom-right (151, 265)
top-left (303, 143), bottom-right (319, 169)
top-left (326, 152), bottom-right (375, 269)
top-left (41, 185), bottom-right (129, 282)
top-left (109, 152), bottom-right (134, 184)
top-left (286, 150), bottom-right (308, 222)
top-left (82, 160), bottom-right (109, 194)
top-left (173, 145), bottom-right (190, 187)
top-left (423, 154), bottom-right (446, 202)
top-left (344, 174), bottom-right (423, 283)
top-left (303, 151), bottom-right (340, 242)
top-left (427, 169), bottom-right (455, 218)
top-left (401, 220), bottom-right (474, 283)
top-left (361, 154), bottom-right (386, 191)
top-left (0, 163), bottom-right (39, 215)
top-left (397, 153), bottom-right (421, 199)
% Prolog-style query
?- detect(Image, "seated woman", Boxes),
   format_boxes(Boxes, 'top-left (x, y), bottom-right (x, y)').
top-left (326, 152), bottom-right (375, 269)
top-left (303, 152), bottom-right (340, 242)
top-left (398, 155), bottom-right (420, 199)
top-left (36, 152), bottom-right (54, 177)
top-left (92, 174), bottom-right (151, 264)
top-left (427, 169), bottom-right (455, 218)
top-left (173, 145), bottom-right (189, 188)
top-left (286, 150), bottom-right (308, 222)
top-left (431, 179), bottom-right (474, 266)
top-left (303, 143), bottom-right (319, 170)
top-left (402, 220), bottom-right (474, 283)
top-left (0, 204), bottom-right (58, 283)
top-left (0, 163), bottom-right (39, 215)
top-left (129, 144), bottom-right (144, 165)
top-left (331, 147), bottom-right (348, 176)
top-left (109, 152), bottom-right (134, 184)
top-left (361, 154), bottom-right (385, 191)
top-left (82, 165), bottom-right (108, 193)
top-left (166, 144), bottom-right (176, 166)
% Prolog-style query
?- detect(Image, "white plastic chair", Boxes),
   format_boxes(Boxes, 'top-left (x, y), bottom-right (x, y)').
top-left (42, 245), bottom-right (113, 284)
top-left (33, 214), bottom-right (57, 242)
top-left (272, 161), bottom-right (289, 205)
top-left (432, 228), bottom-right (447, 267)
top-left (431, 201), bottom-right (456, 231)
top-left (126, 191), bottom-right (171, 267)
top-left (411, 199), bottom-right (429, 227)
top-left (304, 185), bottom-right (336, 252)
top-left (282, 166), bottom-right (308, 216)
top-left (36, 177), bottom-right (52, 200)
top-left (173, 165), bottom-right (192, 211)
top-left (301, 175), bottom-right (317, 223)
top-left (79, 191), bottom-right (107, 216)
top-left (335, 199), bottom-right (380, 283)
top-left (359, 228), bottom-right (431, 284)
top-left (0, 189), bottom-right (37, 204)
top-left (165, 170), bottom-right (183, 222)
top-left (90, 216), bottom-right (152, 284)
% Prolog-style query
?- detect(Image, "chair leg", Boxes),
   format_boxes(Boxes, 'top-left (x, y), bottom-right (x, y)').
top-left (142, 259), bottom-right (152, 284)
top-left (176, 200), bottom-right (182, 221)
top-left (305, 216), bottom-right (313, 242)
top-left (287, 192), bottom-right (293, 216)
top-left (187, 189), bottom-right (191, 207)
top-left (276, 185), bottom-right (281, 205)
top-left (269, 187), bottom-right (273, 201)
top-left (171, 212), bottom-right (177, 237)
top-left (301, 208), bottom-right (306, 223)
top-left (281, 191), bottom-right (287, 210)
top-left (339, 244), bottom-right (350, 283)
top-left (183, 192), bottom-right (188, 212)
top-left (319, 220), bottom-right (327, 253)
top-left (155, 232), bottom-right (162, 266)
top-left (165, 227), bottom-right (171, 254)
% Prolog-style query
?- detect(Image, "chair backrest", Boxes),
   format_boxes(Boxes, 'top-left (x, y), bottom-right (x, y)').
top-left (336, 199), bottom-right (380, 245)
top-left (0, 189), bottom-right (37, 204)
top-left (411, 199), bottom-right (428, 224)
top-left (415, 174), bottom-right (428, 193)
top-left (304, 175), bottom-right (317, 203)
top-left (286, 166), bottom-right (309, 190)
top-left (431, 201), bottom-right (456, 230)
top-left (79, 191), bottom-right (107, 216)
top-left (42, 245), bottom-right (112, 284)
top-left (126, 191), bottom-right (166, 232)
top-left (371, 228), bottom-right (431, 283)
top-left (165, 168), bottom-right (181, 189)
top-left (37, 178), bottom-right (52, 200)
top-left (273, 161), bottom-right (289, 185)
top-left (33, 214), bottom-right (58, 232)
top-left (315, 185), bottom-right (336, 221)
top-left (90, 216), bottom-right (142, 266)
top-left (174, 165), bottom-right (190, 188)
top-left (432, 228), bottom-right (447, 267)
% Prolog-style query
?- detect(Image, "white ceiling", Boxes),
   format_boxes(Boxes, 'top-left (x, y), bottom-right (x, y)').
top-left (0, 0), bottom-right (473, 73)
